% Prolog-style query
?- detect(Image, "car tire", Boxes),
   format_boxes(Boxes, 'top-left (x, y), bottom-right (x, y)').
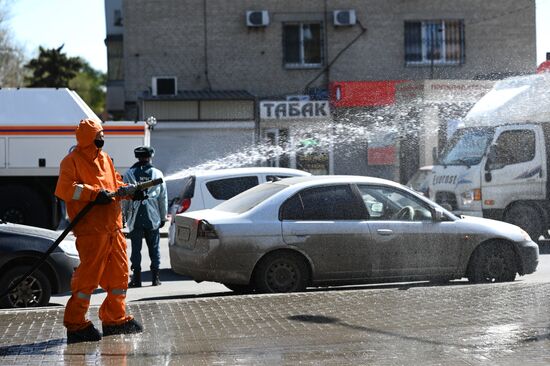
top-left (503, 203), bottom-right (544, 242)
top-left (223, 283), bottom-right (254, 294)
top-left (467, 243), bottom-right (517, 283)
top-left (254, 252), bottom-right (309, 293)
top-left (0, 266), bottom-right (52, 308)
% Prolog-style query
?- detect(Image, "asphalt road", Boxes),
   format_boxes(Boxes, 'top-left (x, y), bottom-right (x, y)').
top-left (48, 236), bottom-right (550, 308)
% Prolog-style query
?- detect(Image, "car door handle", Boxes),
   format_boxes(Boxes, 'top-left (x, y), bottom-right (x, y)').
top-left (376, 229), bottom-right (393, 236)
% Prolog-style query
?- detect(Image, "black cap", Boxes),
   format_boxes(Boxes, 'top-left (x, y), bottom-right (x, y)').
top-left (134, 146), bottom-right (155, 158)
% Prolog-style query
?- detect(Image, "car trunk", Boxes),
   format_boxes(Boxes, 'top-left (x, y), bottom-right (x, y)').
top-left (173, 209), bottom-right (239, 249)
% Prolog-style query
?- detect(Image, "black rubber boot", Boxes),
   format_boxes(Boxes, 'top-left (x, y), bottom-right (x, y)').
top-left (151, 269), bottom-right (161, 286)
top-left (128, 270), bottom-right (141, 288)
top-left (67, 323), bottom-right (102, 344)
top-left (102, 318), bottom-right (143, 336)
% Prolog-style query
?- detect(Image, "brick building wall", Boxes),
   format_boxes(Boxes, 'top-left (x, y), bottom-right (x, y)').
top-left (119, 0), bottom-right (536, 106)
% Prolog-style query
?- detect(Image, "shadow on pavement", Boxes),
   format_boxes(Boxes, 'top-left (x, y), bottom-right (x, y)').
top-left (0, 339), bottom-right (65, 356)
top-left (287, 314), bottom-right (474, 349)
top-left (133, 291), bottom-right (232, 302)
top-left (133, 279), bottom-right (476, 303)
top-left (138, 269), bottom-right (192, 282)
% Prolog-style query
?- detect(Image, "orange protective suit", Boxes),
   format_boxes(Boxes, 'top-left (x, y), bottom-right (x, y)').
top-left (55, 119), bottom-right (132, 331)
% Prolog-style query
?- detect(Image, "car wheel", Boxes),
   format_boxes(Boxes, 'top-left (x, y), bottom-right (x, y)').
top-left (467, 243), bottom-right (517, 283)
top-left (254, 252), bottom-right (309, 293)
top-left (0, 266), bottom-right (52, 308)
top-left (223, 283), bottom-right (254, 294)
top-left (504, 203), bottom-right (544, 242)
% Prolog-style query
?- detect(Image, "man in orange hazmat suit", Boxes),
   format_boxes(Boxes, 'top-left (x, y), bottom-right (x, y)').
top-left (55, 118), bottom-right (143, 344)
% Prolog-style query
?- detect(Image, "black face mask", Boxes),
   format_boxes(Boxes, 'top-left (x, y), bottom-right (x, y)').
top-left (94, 139), bottom-right (104, 148)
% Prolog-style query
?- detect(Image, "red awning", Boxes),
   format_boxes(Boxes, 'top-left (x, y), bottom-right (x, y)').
top-left (329, 80), bottom-right (406, 108)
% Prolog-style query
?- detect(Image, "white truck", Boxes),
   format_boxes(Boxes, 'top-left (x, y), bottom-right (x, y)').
top-left (428, 73), bottom-right (550, 241)
top-left (0, 88), bottom-right (150, 229)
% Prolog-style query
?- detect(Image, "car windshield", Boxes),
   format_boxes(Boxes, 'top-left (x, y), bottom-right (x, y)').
top-left (214, 182), bottom-right (287, 214)
top-left (438, 127), bottom-right (494, 166)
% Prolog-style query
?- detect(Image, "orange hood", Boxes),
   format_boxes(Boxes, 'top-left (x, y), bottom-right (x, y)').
top-left (76, 119), bottom-right (103, 147)
top-left (75, 119), bottom-right (103, 159)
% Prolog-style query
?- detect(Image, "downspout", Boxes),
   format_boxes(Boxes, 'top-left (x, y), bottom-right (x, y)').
top-left (323, 0), bottom-right (330, 87)
top-left (203, 0), bottom-right (212, 90)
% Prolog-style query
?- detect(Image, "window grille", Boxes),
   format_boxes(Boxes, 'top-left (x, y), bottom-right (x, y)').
top-left (405, 20), bottom-right (464, 65)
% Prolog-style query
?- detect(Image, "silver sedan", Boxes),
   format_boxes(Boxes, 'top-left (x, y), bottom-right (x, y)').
top-left (169, 176), bottom-right (538, 293)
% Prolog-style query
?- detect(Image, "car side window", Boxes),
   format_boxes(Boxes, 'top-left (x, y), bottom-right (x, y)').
top-left (357, 185), bottom-right (432, 221)
top-left (206, 176), bottom-right (259, 200)
top-left (281, 185), bottom-right (365, 220)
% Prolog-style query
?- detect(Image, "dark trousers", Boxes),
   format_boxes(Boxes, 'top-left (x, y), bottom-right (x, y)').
top-left (129, 226), bottom-right (160, 272)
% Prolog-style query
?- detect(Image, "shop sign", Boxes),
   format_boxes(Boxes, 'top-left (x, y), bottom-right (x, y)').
top-left (368, 146), bottom-right (396, 165)
top-left (260, 101), bottom-right (330, 120)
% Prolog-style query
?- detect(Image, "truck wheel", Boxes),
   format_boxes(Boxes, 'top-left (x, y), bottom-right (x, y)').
top-left (503, 203), bottom-right (544, 241)
top-left (0, 186), bottom-right (49, 228)
top-left (0, 266), bottom-right (52, 308)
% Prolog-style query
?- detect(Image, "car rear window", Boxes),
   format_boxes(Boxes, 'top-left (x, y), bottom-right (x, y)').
top-left (214, 183), bottom-right (286, 213)
top-left (206, 176), bottom-right (259, 200)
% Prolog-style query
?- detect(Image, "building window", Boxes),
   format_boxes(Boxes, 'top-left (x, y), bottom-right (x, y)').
top-left (404, 20), bottom-right (464, 65)
top-left (152, 76), bottom-right (177, 96)
top-left (114, 9), bottom-right (123, 26)
top-left (283, 22), bottom-right (323, 68)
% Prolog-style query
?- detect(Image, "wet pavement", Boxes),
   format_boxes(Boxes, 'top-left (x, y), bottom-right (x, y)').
top-left (1, 282), bottom-right (549, 365)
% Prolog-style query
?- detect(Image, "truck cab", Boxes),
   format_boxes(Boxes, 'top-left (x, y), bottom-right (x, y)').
top-left (429, 74), bottom-right (550, 241)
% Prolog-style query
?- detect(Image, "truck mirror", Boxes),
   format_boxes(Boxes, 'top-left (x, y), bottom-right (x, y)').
top-left (485, 145), bottom-right (498, 171)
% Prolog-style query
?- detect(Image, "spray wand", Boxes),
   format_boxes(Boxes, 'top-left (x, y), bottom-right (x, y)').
top-left (0, 178), bottom-right (164, 305)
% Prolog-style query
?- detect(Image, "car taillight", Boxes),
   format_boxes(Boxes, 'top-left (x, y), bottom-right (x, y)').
top-left (197, 220), bottom-right (218, 239)
top-left (177, 198), bottom-right (191, 214)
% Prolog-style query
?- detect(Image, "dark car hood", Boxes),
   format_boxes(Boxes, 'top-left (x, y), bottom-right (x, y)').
top-left (0, 222), bottom-right (60, 241)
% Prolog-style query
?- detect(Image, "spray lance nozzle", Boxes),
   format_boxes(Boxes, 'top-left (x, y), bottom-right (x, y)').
top-left (114, 178), bottom-right (164, 197)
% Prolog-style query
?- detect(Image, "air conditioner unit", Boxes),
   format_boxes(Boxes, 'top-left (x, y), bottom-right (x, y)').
top-left (246, 10), bottom-right (269, 27)
top-left (286, 95), bottom-right (310, 101)
top-left (333, 9), bottom-right (356, 26)
top-left (152, 76), bottom-right (177, 96)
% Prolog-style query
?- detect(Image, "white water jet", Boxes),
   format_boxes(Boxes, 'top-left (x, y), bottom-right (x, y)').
top-left (163, 86), bottom-right (492, 182)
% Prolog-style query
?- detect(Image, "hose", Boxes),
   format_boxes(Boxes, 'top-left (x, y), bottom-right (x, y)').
top-left (0, 177), bottom-right (164, 304)
top-left (0, 200), bottom-right (96, 302)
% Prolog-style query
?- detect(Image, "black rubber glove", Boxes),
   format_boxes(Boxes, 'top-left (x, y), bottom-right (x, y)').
top-left (159, 220), bottom-right (166, 229)
top-left (94, 190), bottom-right (113, 205)
top-left (132, 190), bottom-right (148, 201)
